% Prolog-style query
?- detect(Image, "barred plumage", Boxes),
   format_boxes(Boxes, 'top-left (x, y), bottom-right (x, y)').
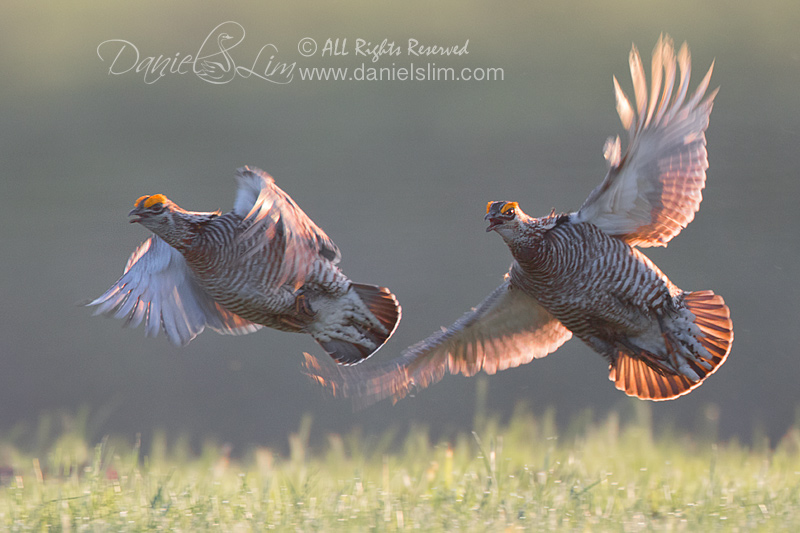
top-left (88, 166), bottom-right (401, 365)
top-left (304, 35), bottom-right (733, 405)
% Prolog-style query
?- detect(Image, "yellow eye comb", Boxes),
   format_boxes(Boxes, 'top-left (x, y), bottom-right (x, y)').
top-left (500, 202), bottom-right (518, 214)
top-left (486, 201), bottom-right (519, 214)
top-left (134, 194), bottom-right (168, 208)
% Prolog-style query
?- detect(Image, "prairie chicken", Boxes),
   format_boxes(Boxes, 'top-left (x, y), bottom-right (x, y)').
top-left (304, 35), bottom-right (733, 404)
top-left (88, 166), bottom-right (401, 365)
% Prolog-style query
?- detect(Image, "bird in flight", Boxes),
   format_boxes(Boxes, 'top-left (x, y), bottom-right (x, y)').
top-left (88, 166), bottom-right (401, 365)
top-left (304, 35), bottom-right (732, 405)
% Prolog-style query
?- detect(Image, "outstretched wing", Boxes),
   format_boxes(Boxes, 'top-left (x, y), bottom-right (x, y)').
top-left (574, 35), bottom-right (718, 247)
top-left (87, 236), bottom-right (262, 346)
top-left (233, 166), bottom-right (341, 290)
top-left (304, 279), bottom-right (572, 408)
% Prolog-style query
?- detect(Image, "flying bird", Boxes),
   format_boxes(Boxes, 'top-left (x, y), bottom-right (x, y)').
top-left (304, 35), bottom-right (732, 404)
top-left (88, 166), bottom-right (401, 365)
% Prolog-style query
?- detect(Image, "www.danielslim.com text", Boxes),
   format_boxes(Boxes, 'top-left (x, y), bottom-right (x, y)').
top-left (297, 63), bottom-right (504, 82)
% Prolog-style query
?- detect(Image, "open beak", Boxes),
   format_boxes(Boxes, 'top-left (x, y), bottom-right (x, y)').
top-left (128, 207), bottom-right (143, 224)
top-left (484, 213), bottom-right (504, 232)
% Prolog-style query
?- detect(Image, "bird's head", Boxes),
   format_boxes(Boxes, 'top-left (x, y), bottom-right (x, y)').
top-left (129, 194), bottom-right (181, 238)
top-left (485, 201), bottom-right (525, 238)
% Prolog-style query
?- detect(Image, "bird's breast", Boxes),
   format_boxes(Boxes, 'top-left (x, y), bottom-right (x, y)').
top-left (511, 221), bottom-right (673, 318)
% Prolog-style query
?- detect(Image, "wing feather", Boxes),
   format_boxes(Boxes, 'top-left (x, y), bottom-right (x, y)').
top-left (234, 166), bottom-right (341, 290)
top-left (629, 44), bottom-right (648, 125)
top-left (88, 236), bottom-right (262, 346)
top-left (575, 35), bottom-right (717, 247)
top-left (645, 37), bottom-right (663, 129)
top-left (304, 279), bottom-right (572, 408)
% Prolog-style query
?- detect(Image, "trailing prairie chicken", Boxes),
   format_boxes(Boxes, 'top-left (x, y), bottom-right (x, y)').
top-left (88, 166), bottom-right (401, 365)
top-left (304, 35), bottom-right (733, 404)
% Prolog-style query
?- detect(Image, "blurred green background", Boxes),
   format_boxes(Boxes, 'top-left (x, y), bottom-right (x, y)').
top-left (2, 0), bottom-right (798, 452)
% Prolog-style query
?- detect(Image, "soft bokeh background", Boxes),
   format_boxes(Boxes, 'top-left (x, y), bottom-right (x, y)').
top-left (2, 1), bottom-right (798, 453)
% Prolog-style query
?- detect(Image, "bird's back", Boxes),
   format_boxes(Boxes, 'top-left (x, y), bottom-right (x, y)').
top-left (180, 211), bottom-right (345, 330)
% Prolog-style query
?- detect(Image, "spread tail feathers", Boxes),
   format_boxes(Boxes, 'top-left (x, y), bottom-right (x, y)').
top-left (610, 290), bottom-right (733, 400)
top-left (317, 284), bottom-right (401, 365)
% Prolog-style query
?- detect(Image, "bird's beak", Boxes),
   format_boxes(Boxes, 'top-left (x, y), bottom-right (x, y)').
top-left (485, 212), bottom-right (503, 232)
top-left (128, 207), bottom-right (143, 224)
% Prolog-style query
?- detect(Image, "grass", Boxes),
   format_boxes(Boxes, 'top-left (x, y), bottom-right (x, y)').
top-left (1, 403), bottom-right (800, 531)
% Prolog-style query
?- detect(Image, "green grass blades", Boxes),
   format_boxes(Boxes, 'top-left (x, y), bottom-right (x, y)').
top-left (2, 405), bottom-right (800, 530)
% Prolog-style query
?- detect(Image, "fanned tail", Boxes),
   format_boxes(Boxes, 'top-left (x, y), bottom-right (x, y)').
top-left (610, 290), bottom-right (733, 401)
top-left (316, 284), bottom-right (402, 366)
top-left (352, 283), bottom-right (402, 341)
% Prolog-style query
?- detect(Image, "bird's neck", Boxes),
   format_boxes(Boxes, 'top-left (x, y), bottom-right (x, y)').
top-left (505, 213), bottom-right (564, 273)
top-left (157, 209), bottom-right (219, 254)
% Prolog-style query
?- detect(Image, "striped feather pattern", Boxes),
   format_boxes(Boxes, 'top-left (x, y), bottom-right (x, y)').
top-left (511, 220), bottom-right (677, 336)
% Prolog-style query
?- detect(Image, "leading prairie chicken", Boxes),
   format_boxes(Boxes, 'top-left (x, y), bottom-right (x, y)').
top-left (88, 166), bottom-right (401, 365)
top-left (304, 35), bottom-right (733, 404)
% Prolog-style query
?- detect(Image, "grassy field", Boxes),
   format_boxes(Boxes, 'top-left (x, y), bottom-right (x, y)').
top-left (1, 403), bottom-right (799, 531)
